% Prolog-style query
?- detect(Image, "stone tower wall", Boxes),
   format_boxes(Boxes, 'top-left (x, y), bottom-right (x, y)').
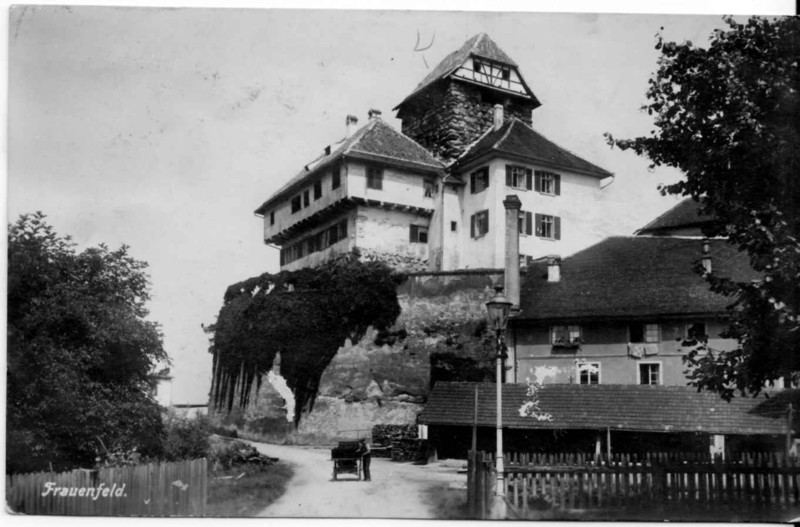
top-left (400, 81), bottom-right (535, 164)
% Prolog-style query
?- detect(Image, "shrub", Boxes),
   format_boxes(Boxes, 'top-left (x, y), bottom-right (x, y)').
top-left (162, 413), bottom-right (211, 461)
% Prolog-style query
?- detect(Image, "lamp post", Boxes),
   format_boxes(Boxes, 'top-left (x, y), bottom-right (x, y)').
top-left (486, 285), bottom-right (512, 498)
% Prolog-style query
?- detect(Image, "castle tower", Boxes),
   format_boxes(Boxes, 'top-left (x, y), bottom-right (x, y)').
top-left (394, 33), bottom-right (541, 164)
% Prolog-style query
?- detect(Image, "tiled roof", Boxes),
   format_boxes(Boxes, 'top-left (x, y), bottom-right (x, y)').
top-left (255, 119), bottom-right (444, 215)
top-left (517, 236), bottom-right (758, 321)
top-left (452, 119), bottom-right (613, 178)
top-left (419, 382), bottom-right (793, 435)
top-left (395, 33), bottom-right (537, 111)
top-left (637, 198), bottom-right (717, 235)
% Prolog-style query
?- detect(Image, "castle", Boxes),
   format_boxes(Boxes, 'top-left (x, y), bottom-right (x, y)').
top-left (255, 33), bottom-right (613, 272)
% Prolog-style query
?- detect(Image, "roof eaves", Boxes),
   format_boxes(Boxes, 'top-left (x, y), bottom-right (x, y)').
top-left (347, 149), bottom-right (445, 174)
top-left (254, 124), bottom-right (378, 216)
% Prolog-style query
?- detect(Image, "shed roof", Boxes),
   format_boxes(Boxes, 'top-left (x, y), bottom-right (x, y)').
top-left (517, 236), bottom-right (757, 322)
top-left (452, 118), bottom-right (613, 178)
top-left (419, 382), bottom-right (793, 435)
top-left (637, 198), bottom-right (716, 235)
top-left (255, 118), bottom-right (444, 215)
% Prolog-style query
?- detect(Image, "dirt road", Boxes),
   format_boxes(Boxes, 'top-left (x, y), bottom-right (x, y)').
top-left (251, 442), bottom-right (466, 519)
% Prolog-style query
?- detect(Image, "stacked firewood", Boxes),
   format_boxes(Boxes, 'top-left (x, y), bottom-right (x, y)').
top-left (371, 424), bottom-right (417, 458)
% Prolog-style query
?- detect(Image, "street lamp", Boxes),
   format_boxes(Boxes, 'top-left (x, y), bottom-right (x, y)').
top-left (486, 285), bottom-right (512, 498)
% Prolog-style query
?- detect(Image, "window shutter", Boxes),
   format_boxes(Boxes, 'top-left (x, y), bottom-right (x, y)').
top-left (526, 211), bottom-right (533, 235)
top-left (554, 174), bottom-right (561, 196)
top-left (470, 214), bottom-right (476, 238)
top-left (554, 216), bottom-right (561, 240)
top-left (534, 171), bottom-right (542, 192)
top-left (535, 213), bottom-right (542, 236)
top-left (470, 173), bottom-right (476, 194)
top-left (505, 165), bottom-right (512, 187)
top-left (526, 169), bottom-right (533, 190)
top-left (483, 168), bottom-right (489, 189)
top-left (410, 224), bottom-right (418, 242)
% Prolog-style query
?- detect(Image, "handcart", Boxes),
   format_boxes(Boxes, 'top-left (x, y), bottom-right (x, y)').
top-left (331, 441), bottom-right (363, 481)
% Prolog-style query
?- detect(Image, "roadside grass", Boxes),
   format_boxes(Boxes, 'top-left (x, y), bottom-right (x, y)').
top-left (206, 462), bottom-right (294, 517)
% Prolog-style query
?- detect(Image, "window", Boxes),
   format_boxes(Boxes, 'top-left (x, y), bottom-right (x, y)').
top-left (291, 195), bottom-right (302, 214)
top-left (423, 179), bottom-right (437, 198)
top-left (470, 210), bottom-right (489, 238)
top-left (551, 325), bottom-right (582, 346)
top-left (270, 211), bottom-right (275, 226)
top-left (303, 190), bottom-right (310, 208)
top-left (409, 225), bottom-right (428, 243)
top-left (534, 170), bottom-right (561, 195)
top-left (367, 167), bottom-right (383, 190)
top-left (577, 362), bottom-right (600, 385)
top-left (535, 213), bottom-right (561, 240)
top-left (470, 167), bottom-right (489, 194)
top-left (519, 211), bottom-right (533, 236)
top-left (279, 219), bottom-right (348, 266)
top-left (687, 322), bottom-right (706, 341)
top-left (451, 221), bottom-right (457, 232)
top-left (332, 166), bottom-right (341, 189)
top-left (629, 323), bottom-right (660, 343)
top-left (314, 180), bottom-right (322, 200)
top-left (639, 363), bottom-right (661, 385)
top-left (506, 165), bottom-right (533, 190)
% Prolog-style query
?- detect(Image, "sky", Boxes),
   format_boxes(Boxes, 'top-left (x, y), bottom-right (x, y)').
top-left (7, 2), bottom-right (796, 405)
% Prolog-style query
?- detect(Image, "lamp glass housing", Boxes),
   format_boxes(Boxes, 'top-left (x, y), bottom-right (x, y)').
top-left (485, 286), bottom-right (512, 332)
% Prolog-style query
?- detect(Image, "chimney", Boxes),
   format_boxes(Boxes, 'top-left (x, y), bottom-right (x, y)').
top-left (547, 255), bottom-right (562, 283)
top-left (503, 195), bottom-right (522, 314)
top-left (701, 238), bottom-right (712, 273)
top-left (368, 108), bottom-right (382, 121)
top-left (346, 115), bottom-right (358, 138)
top-left (493, 104), bottom-right (504, 132)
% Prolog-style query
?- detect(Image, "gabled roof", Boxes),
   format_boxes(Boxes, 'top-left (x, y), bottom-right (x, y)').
top-left (517, 236), bottom-right (757, 322)
top-left (254, 119), bottom-right (444, 215)
top-left (452, 118), bottom-right (613, 178)
top-left (394, 33), bottom-right (539, 111)
top-left (419, 382), bottom-right (794, 435)
top-left (636, 198), bottom-right (717, 235)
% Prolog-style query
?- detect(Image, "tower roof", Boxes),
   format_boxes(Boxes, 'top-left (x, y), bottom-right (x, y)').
top-left (394, 33), bottom-right (539, 112)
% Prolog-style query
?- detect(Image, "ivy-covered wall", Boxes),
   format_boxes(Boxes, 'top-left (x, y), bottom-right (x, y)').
top-left (222, 270), bottom-right (504, 445)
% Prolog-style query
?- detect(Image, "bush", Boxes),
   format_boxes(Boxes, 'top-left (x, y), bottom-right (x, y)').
top-left (162, 413), bottom-right (211, 461)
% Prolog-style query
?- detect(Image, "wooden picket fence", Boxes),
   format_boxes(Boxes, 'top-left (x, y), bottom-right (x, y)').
top-left (468, 451), bottom-right (800, 519)
top-left (6, 458), bottom-right (207, 516)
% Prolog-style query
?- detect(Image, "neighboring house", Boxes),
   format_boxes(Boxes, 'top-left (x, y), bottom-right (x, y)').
top-left (420, 200), bottom-right (792, 457)
top-left (635, 197), bottom-right (716, 237)
top-left (509, 235), bottom-right (756, 386)
top-left (255, 33), bottom-right (613, 271)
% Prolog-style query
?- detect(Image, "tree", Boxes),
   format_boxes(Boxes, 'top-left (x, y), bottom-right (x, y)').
top-left (7, 212), bottom-right (168, 473)
top-left (607, 16), bottom-right (800, 399)
top-left (208, 252), bottom-right (402, 425)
